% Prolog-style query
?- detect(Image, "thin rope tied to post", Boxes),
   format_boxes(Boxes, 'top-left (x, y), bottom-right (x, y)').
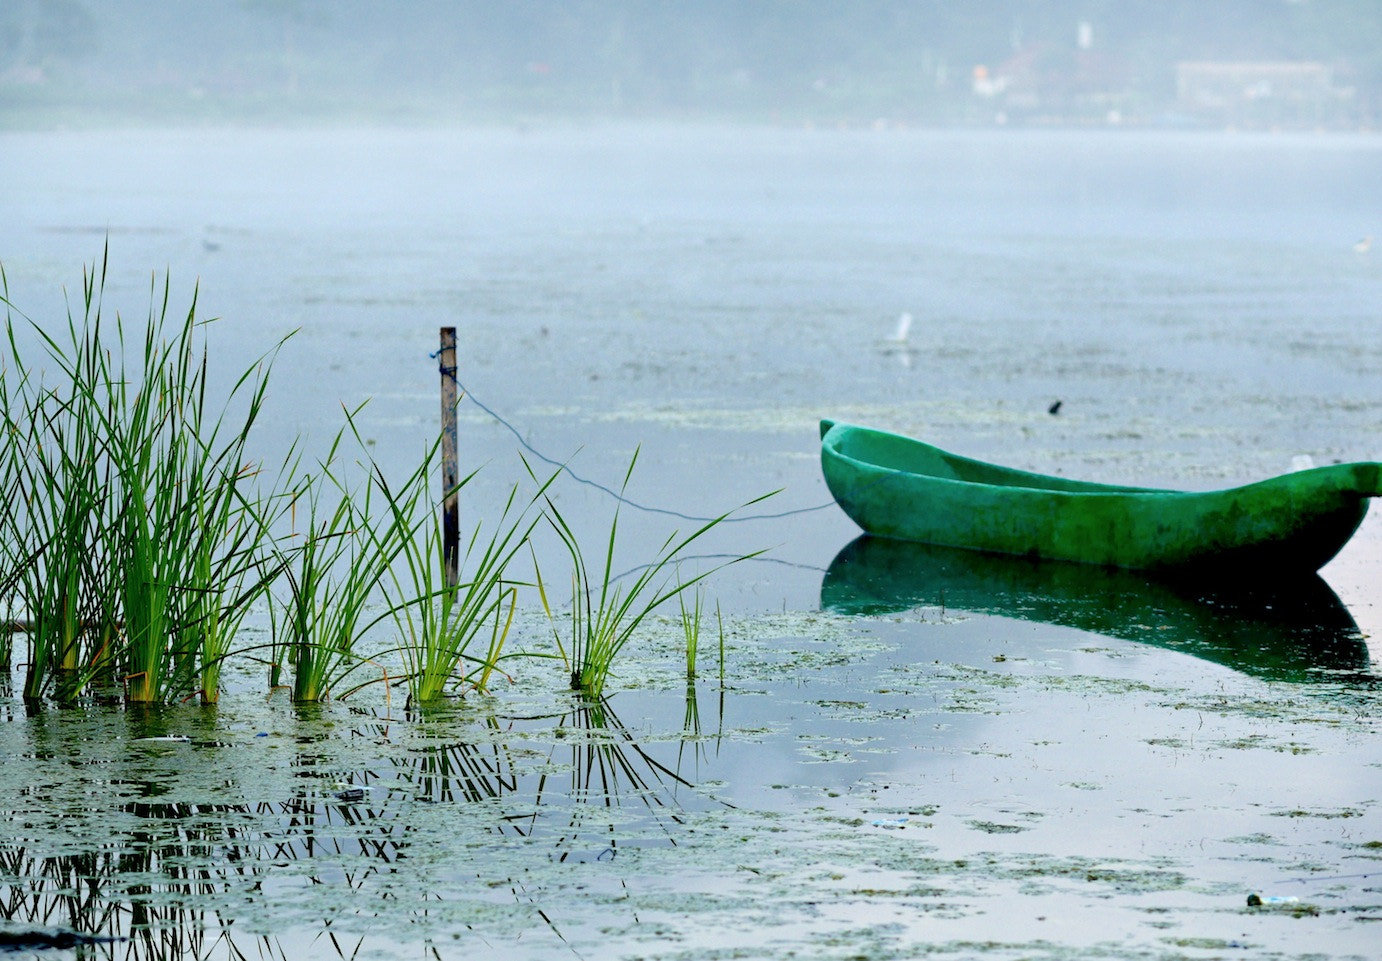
top-left (433, 354), bottom-right (835, 524)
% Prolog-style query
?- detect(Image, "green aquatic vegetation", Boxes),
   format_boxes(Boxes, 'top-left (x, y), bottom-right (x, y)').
top-left (267, 425), bottom-right (398, 704)
top-left (2, 255), bottom-right (772, 709)
top-left (678, 584), bottom-right (703, 679)
top-left (0, 366), bottom-right (104, 700)
top-left (1, 263), bottom-right (117, 701)
top-left (106, 305), bottom-right (275, 703)
top-left (0, 254), bottom-right (286, 704)
top-left (364, 420), bottom-right (557, 705)
top-left (533, 451), bottom-right (769, 701)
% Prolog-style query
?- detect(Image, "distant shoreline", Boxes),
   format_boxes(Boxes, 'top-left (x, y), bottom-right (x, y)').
top-left (3, 96), bottom-right (1379, 136)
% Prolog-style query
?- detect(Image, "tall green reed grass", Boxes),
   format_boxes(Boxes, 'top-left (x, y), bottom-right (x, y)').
top-left (262, 413), bottom-right (557, 706)
top-left (2, 264), bottom-right (112, 701)
top-left (365, 425), bottom-right (557, 705)
top-left (1, 253), bottom-right (287, 704)
top-left (534, 451), bottom-right (768, 701)
top-left (1, 255), bottom-right (766, 708)
top-left (104, 282), bottom-right (285, 703)
top-left (266, 416), bottom-right (397, 703)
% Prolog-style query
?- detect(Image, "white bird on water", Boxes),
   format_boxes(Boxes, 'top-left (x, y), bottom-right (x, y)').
top-left (881, 312), bottom-right (916, 368)
top-left (1354, 235), bottom-right (1372, 254)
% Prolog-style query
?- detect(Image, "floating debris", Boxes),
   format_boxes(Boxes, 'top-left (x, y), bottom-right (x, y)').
top-left (871, 817), bottom-right (908, 830)
top-left (1247, 893), bottom-right (1318, 915)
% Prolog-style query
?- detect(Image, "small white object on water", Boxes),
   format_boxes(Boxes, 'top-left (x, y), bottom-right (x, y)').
top-left (882, 312), bottom-right (916, 367)
top-left (1354, 235), bottom-right (1372, 254)
top-left (1291, 454), bottom-right (1315, 472)
top-left (135, 735), bottom-right (191, 743)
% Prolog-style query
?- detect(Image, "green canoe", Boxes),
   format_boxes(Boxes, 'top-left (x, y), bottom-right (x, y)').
top-left (820, 420), bottom-right (1382, 575)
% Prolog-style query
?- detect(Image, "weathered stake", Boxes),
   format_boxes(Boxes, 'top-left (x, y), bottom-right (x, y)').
top-left (439, 326), bottom-right (459, 588)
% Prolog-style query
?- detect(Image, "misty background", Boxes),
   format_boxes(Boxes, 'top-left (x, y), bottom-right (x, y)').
top-left (3, 0), bottom-right (1381, 129)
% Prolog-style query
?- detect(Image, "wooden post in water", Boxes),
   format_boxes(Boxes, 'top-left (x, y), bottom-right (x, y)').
top-left (439, 326), bottom-right (459, 588)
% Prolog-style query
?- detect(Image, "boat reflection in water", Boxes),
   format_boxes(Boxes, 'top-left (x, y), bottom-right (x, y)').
top-left (821, 536), bottom-right (1373, 683)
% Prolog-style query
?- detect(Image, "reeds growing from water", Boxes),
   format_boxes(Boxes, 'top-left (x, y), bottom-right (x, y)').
top-left (1, 255), bottom-right (284, 705)
top-left (364, 417), bottom-right (558, 706)
top-left (535, 452), bottom-right (768, 701)
top-left (1, 256), bottom-right (762, 709)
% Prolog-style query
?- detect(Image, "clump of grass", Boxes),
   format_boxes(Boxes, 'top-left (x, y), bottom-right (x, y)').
top-left (534, 451), bottom-right (768, 701)
top-left (679, 584), bottom-right (703, 680)
top-left (363, 418), bottom-right (557, 706)
top-left (0, 356), bottom-right (103, 700)
top-left (0, 253), bottom-right (285, 705)
top-left (1, 262), bottom-right (116, 702)
top-left (104, 282), bottom-right (283, 703)
top-left (266, 418), bottom-right (400, 704)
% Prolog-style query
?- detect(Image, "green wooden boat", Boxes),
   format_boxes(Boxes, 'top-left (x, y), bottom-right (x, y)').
top-left (820, 420), bottom-right (1382, 575)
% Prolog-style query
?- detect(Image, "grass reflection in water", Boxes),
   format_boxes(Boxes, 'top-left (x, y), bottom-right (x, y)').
top-left (0, 696), bottom-right (710, 959)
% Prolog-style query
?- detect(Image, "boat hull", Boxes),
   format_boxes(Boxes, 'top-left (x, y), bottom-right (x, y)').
top-left (820, 421), bottom-right (1381, 575)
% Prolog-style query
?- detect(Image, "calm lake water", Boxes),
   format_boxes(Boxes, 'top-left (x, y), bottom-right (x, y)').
top-left (1, 125), bottom-right (1380, 959)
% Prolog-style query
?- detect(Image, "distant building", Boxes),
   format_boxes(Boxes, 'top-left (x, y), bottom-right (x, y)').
top-left (971, 41), bottom-right (1131, 126)
top-left (1176, 61), bottom-right (1351, 127)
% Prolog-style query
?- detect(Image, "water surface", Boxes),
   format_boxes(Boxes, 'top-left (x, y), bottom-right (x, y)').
top-left (1, 124), bottom-right (1379, 959)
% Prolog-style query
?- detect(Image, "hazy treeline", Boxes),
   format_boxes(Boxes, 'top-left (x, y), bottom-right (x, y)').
top-left (3, 0), bottom-right (1380, 125)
